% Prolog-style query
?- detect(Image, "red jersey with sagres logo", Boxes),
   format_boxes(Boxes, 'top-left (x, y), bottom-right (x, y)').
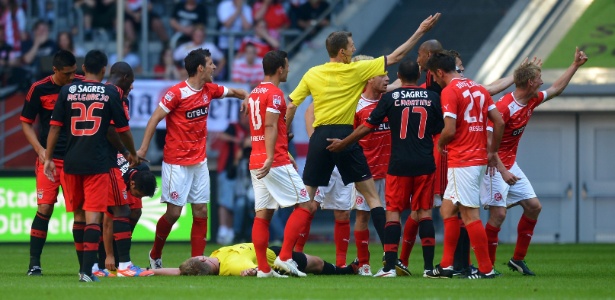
top-left (441, 78), bottom-right (495, 168)
top-left (488, 91), bottom-right (546, 169)
top-left (160, 81), bottom-right (228, 165)
top-left (354, 95), bottom-right (391, 180)
top-left (248, 82), bottom-right (290, 170)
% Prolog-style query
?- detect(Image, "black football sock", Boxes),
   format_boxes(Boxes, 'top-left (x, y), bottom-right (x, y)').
top-left (113, 217), bottom-right (132, 265)
top-left (383, 221), bottom-right (401, 272)
top-left (370, 207), bottom-right (386, 248)
top-left (453, 225), bottom-right (471, 271)
top-left (82, 224), bottom-right (101, 276)
top-left (29, 212), bottom-right (51, 268)
top-left (419, 218), bottom-right (436, 270)
top-left (72, 222), bottom-right (86, 271)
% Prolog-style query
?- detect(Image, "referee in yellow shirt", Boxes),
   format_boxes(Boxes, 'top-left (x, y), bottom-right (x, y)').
top-left (285, 13), bottom-right (441, 247)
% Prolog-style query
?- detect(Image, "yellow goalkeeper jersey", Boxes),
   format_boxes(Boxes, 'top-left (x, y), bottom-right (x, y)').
top-left (210, 243), bottom-right (277, 276)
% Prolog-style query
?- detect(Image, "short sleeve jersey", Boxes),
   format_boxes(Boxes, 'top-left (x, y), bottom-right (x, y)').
top-left (440, 78), bottom-right (495, 168)
top-left (489, 91), bottom-right (547, 169)
top-left (289, 56), bottom-right (387, 127)
top-left (366, 86), bottom-right (443, 176)
top-left (354, 95), bottom-right (391, 180)
top-left (248, 82), bottom-right (290, 170)
top-left (210, 243), bottom-right (276, 276)
top-left (159, 81), bottom-right (228, 165)
top-left (20, 75), bottom-right (84, 159)
top-left (51, 80), bottom-right (129, 174)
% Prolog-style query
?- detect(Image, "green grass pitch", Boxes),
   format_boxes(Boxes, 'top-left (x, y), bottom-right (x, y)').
top-left (1, 242), bottom-right (614, 299)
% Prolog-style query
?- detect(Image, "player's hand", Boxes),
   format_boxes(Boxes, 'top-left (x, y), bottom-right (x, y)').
top-left (136, 149), bottom-right (147, 162)
top-left (287, 132), bottom-right (294, 142)
top-left (574, 47), bottom-right (588, 66)
top-left (417, 12), bottom-right (441, 33)
top-left (125, 152), bottom-right (141, 168)
top-left (326, 138), bottom-right (345, 152)
top-left (105, 255), bottom-right (117, 271)
top-left (43, 159), bottom-right (56, 182)
top-left (240, 97), bottom-right (250, 116)
top-left (487, 152), bottom-right (498, 176)
top-left (501, 170), bottom-right (521, 186)
top-left (256, 158), bottom-right (273, 179)
top-left (437, 143), bottom-right (447, 155)
top-left (240, 268), bottom-right (257, 277)
top-left (37, 148), bottom-right (46, 164)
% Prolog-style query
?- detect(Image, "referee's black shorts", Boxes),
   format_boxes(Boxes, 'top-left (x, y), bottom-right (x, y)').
top-left (303, 125), bottom-right (372, 187)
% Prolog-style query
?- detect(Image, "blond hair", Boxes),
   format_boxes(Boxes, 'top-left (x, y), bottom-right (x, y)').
top-left (352, 55), bottom-right (374, 62)
top-left (514, 63), bottom-right (541, 89)
top-left (179, 257), bottom-right (213, 276)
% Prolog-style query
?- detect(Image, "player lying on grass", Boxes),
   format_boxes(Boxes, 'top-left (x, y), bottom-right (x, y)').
top-left (151, 243), bottom-right (359, 277)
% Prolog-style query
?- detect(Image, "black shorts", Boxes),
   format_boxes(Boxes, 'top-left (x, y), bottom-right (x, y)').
top-left (303, 125), bottom-right (372, 187)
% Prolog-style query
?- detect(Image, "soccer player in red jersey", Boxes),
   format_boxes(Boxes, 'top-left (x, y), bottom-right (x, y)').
top-left (328, 60), bottom-right (443, 277)
top-left (423, 51), bottom-right (505, 279)
top-left (137, 48), bottom-right (249, 268)
top-left (247, 50), bottom-right (316, 277)
top-left (481, 48), bottom-right (588, 275)
top-left (20, 49), bottom-right (82, 276)
top-left (44, 50), bottom-right (139, 282)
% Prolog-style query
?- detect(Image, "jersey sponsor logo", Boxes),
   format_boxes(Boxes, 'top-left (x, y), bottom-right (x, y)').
top-left (72, 85), bottom-right (106, 94)
top-left (185, 106), bottom-right (209, 119)
top-left (512, 125), bottom-right (526, 136)
top-left (375, 122), bottom-right (390, 132)
top-left (399, 90), bottom-right (429, 99)
top-left (164, 91), bottom-right (174, 101)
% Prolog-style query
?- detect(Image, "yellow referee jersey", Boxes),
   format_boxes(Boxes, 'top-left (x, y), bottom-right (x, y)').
top-left (210, 243), bottom-right (277, 276)
top-left (289, 56), bottom-right (386, 127)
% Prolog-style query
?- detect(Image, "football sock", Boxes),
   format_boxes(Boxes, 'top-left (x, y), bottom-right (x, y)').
top-left (151, 215), bottom-right (172, 259)
top-left (485, 223), bottom-right (501, 265)
top-left (191, 217), bottom-right (208, 257)
top-left (279, 207), bottom-right (311, 261)
top-left (383, 221), bottom-right (401, 272)
top-left (82, 223), bottom-right (101, 276)
top-left (419, 217), bottom-right (435, 270)
top-left (441, 216), bottom-right (460, 268)
top-left (294, 213), bottom-right (314, 252)
top-left (465, 220), bottom-right (492, 274)
top-left (354, 229), bottom-right (370, 266)
top-left (97, 235), bottom-right (106, 268)
top-left (453, 220), bottom-right (471, 271)
top-left (319, 261), bottom-right (342, 275)
top-left (113, 217), bottom-right (132, 263)
top-left (370, 207), bottom-right (386, 248)
top-left (513, 214), bottom-right (537, 261)
top-left (400, 217), bottom-right (418, 266)
top-left (334, 220), bottom-right (350, 266)
top-left (72, 221), bottom-right (85, 271)
top-left (29, 212), bottom-right (51, 268)
top-left (252, 217), bottom-right (271, 273)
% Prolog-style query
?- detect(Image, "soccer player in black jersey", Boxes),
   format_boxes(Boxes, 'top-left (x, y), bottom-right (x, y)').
top-left (328, 60), bottom-right (443, 277)
top-left (44, 50), bottom-right (139, 282)
top-left (20, 49), bottom-right (83, 276)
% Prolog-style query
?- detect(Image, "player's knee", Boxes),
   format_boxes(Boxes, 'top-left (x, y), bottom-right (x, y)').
top-left (38, 204), bottom-right (54, 216)
top-left (525, 198), bottom-right (542, 218)
top-left (165, 211), bottom-right (181, 223)
top-left (489, 210), bottom-right (506, 227)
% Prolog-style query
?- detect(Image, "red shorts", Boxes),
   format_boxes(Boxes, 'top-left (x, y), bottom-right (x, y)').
top-left (63, 173), bottom-right (110, 213)
top-left (128, 194), bottom-right (142, 210)
top-left (35, 158), bottom-right (68, 209)
top-left (385, 173), bottom-right (434, 212)
top-left (432, 134), bottom-right (448, 195)
top-left (109, 168), bottom-right (130, 207)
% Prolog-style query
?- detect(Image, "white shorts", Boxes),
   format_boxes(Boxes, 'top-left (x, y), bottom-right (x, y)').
top-left (314, 167), bottom-right (353, 210)
top-left (443, 165), bottom-right (486, 208)
top-left (161, 159), bottom-right (210, 206)
top-left (250, 164), bottom-right (309, 211)
top-left (353, 178), bottom-right (385, 211)
top-left (480, 162), bottom-right (536, 208)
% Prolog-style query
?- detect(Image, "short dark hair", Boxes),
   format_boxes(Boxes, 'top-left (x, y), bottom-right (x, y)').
top-left (83, 49), bottom-right (107, 74)
top-left (132, 170), bottom-right (157, 197)
top-left (326, 31), bottom-right (352, 58)
top-left (426, 51), bottom-right (456, 74)
top-left (398, 60), bottom-right (420, 83)
top-left (262, 50), bottom-right (288, 76)
top-left (52, 49), bottom-right (76, 70)
top-left (32, 20), bottom-right (49, 31)
top-left (184, 48), bottom-right (211, 77)
top-left (447, 49), bottom-right (461, 61)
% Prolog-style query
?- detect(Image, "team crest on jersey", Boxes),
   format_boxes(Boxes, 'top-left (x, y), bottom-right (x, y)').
top-left (122, 190), bottom-right (128, 200)
top-left (37, 189), bottom-right (44, 199)
top-left (355, 196), bottom-right (364, 205)
top-left (300, 189), bottom-right (307, 198)
top-left (392, 92), bottom-right (400, 100)
top-left (69, 85), bottom-right (77, 93)
top-left (273, 95), bottom-right (282, 107)
top-left (494, 192), bottom-right (503, 201)
top-left (202, 95), bottom-right (209, 103)
top-left (164, 91), bottom-right (174, 101)
top-left (171, 191), bottom-right (179, 200)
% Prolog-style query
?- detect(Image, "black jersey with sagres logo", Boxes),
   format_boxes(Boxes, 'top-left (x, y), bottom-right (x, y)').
top-left (20, 75), bottom-right (84, 159)
top-left (365, 86), bottom-right (444, 176)
top-left (51, 80), bottom-right (129, 175)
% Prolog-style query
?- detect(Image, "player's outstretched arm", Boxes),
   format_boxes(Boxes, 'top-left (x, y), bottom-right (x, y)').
top-left (227, 87), bottom-right (249, 101)
top-left (326, 124), bottom-right (372, 153)
top-left (386, 78), bottom-right (402, 92)
top-left (151, 268), bottom-right (181, 276)
top-left (386, 13), bottom-right (441, 66)
top-left (137, 106), bottom-right (167, 159)
top-left (118, 129), bottom-right (139, 167)
top-left (543, 47), bottom-right (588, 102)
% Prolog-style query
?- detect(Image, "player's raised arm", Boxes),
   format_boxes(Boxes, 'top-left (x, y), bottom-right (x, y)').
top-left (386, 13), bottom-right (441, 66)
top-left (543, 47), bottom-right (588, 102)
top-left (137, 104), bottom-right (168, 160)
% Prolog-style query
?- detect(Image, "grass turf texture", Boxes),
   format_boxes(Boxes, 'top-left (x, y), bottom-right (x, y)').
top-left (2, 243), bottom-right (613, 299)
top-left (543, 0), bottom-right (615, 68)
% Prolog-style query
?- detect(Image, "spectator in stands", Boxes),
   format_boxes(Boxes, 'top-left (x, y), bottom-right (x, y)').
top-left (1, 0), bottom-right (27, 52)
top-left (109, 40), bottom-right (142, 74)
top-left (75, 0), bottom-right (116, 41)
top-left (153, 46), bottom-right (184, 80)
top-left (252, 0), bottom-right (289, 41)
top-left (169, 0), bottom-right (208, 48)
top-left (231, 42), bottom-right (263, 88)
top-left (174, 24), bottom-right (226, 80)
top-left (288, 0), bottom-right (307, 29)
top-left (217, 0), bottom-right (253, 53)
top-left (21, 20), bottom-right (57, 78)
top-left (57, 31), bottom-right (86, 57)
top-left (238, 20), bottom-right (277, 58)
top-left (124, 0), bottom-right (169, 45)
top-left (296, 0), bottom-right (330, 41)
